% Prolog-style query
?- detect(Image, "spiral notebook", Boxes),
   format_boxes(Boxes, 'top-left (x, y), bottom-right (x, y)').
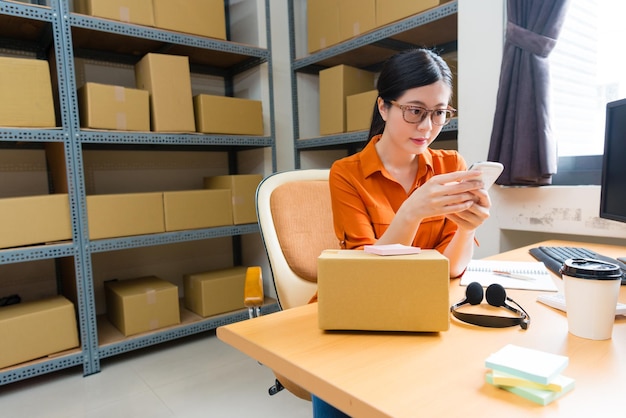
top-left (460, 260), bottom-right (558, 291)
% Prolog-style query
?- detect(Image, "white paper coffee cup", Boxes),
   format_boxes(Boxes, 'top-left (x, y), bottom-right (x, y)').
top-left (561, 258), bottom-right (622, 340)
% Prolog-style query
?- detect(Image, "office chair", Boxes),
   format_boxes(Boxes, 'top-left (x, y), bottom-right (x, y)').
top-left (247, 169), bottom-right (339, 401)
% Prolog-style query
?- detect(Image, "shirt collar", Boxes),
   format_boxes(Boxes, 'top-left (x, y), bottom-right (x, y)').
top-left (360, 134), bottom-right (435, 180)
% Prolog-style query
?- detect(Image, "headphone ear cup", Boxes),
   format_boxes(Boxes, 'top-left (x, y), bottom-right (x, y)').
top-left (485, 283), bottom-right (507, 307)
top-left (466, 281), bottom-right (484, 305)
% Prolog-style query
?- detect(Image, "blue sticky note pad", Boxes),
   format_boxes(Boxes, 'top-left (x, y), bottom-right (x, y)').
top-left (485, 344), bottom-right (568, 385)
top-left (486, 372), bottom-right (575, 406)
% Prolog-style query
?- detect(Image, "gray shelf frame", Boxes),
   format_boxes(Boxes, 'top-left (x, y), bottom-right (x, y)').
top-left (0, 0), bottom-right (276, 385)
top-left (288, 0), bottom-right (458, 168)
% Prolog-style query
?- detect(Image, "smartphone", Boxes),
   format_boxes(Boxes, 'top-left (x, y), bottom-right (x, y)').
top-left (468, 161), bottom-right (504, 189)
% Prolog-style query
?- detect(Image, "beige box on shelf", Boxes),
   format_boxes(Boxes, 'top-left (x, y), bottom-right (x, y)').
top-left (74, 0), bottom-right (155, 27)
top-left (0, 296), bottom-right (79, 369)
top-left (162, 189), bottom-right (233, 231)
top-left (194, 95), bottom-right (264, 135)
top-left (0, 194), bottom-right (72, 249)
top-left (135, 53), bottom-right (195, 132)
top-left (346, 89), bottom-right (378, 132)
top-left (184, 266), bottom-right (247, 317)
top-left (0, 56), bottom-right (55, 128)
top-left (105, 276), bottom-right (180, 337)
top-left (339, 0), bottom-right (376, 42)
top-left (317, 249), bottom-right (450, 332)
top-left (78, 82), bottom-right (150, 131)
top-left (86, 192), bottom-right (165, 240)
top-left (441, 51), bottom-right (458, 110)
top-left (152, 0), bottom-right (226, 40)
top-left (375, 0), bottom-right (444, 27)
top-left (319, 64), bottom-right (376, 135)
top-left (307, 0), bottom-right (340, 53)
top-left (203, 174), bottom-right (263, 225)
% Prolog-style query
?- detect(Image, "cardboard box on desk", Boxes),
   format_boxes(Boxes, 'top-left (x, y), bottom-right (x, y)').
top-left (74, 0), bottom-right (155, 27)
top-left (194, 95), bottom-right (264, 135)
top-left (0, 194), bottom-right (72, 249)
top-left (319, 65), bottom-right (376, 135)
top-left (163, 189), bottom-right (233, 231)
top-left (203, 174), bottom-right (263, 225)
top-left (0, 296), bottom-right (79, 369)
top-left (78, 82), bottom-right (150, 131)
top-left (0, 56), bottom-right (55, 128)
top-left (86, 192), bottom-right (165, 240)
top-left (152, 0), bottom-right (226, 40)
top-left (105, 276), bottom-right (180, 337)
top-left (317, 249), bottom-right (450, 332)
top-left (135, 53), bottom-right (195, 132)
top-left (184, 266), bottom-right (247, 317)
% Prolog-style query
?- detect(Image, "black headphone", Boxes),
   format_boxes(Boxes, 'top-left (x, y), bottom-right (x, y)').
top-left (450, 282), bottom-right (530, 330)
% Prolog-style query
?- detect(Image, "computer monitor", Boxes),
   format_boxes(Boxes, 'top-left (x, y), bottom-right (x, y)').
top-left (599, 98), bottom-right (626, 224)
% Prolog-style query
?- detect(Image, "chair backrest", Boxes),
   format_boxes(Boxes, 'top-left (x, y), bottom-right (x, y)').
top-left (256, 169), bottom-right (339, 310)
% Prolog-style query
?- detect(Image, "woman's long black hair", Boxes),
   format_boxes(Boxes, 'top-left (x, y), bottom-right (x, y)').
top-left (367, 48), bottom-right (453, 140)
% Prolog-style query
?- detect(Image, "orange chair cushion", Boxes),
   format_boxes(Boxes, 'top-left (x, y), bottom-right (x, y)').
top-left (270, 181), bottom-right (339, 282)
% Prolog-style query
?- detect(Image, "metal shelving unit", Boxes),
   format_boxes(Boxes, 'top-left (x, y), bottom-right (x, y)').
top-left (0, 0), bottom-right (277, 386)
top-left (288, 0), bottom-right (458, 167)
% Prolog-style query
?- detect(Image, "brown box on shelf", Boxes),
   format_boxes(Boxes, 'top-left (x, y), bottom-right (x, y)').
top-left (203, 174), bottom-right (263, 225)
top-left (193, 95), bottom-right (264, 135)
top-left (441, 51), bottom-right (458, 110)
top-left (74, 0), bottom-right (155, 27)
top-left (135, 53), bottom-right (195, 132)
top-left (0, 194), bottom-right (72, 249)
top-left (375, 0), bottom-right (444, 27)
top-left (319, 64), bottom-right (376, 135)
top-left (317, 249), bottom-right (449, 332)
top-left (162, 189), bottom-right (233, 231)
top-left (183, 266), bottom-right (247, 317)
top-left (0, 56), bottom-right (55, 128)
top-left (346, 89), bottom-right (378, 132)
top-left (105, 276), bottom-right (180, 337)
top-left (0, 296), bottom-right (79, 369)
top-left (307, 0), bottom-right (340, 53)
top-left (78, 82), bottom-right (150, 131)
top-left (86, 192), bottom-right (165, 240)
top-left (152, 0), bottom-right (226, 40)
top-left (339, 0), bottom-right (376, 42)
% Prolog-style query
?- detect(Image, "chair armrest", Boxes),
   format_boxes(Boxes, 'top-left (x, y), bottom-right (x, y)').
top-left (244, 266), bottom-right (264, 307)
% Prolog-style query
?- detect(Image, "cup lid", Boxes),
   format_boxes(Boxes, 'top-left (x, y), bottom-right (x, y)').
top-left (560, 258), bottom-right (622, 280)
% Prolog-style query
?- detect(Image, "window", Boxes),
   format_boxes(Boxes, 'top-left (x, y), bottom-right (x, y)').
top-left (550, 0), bottom-right (626, 184)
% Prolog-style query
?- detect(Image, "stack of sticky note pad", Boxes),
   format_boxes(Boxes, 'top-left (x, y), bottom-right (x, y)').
top-left (485, 344), bottom-right (575, 405)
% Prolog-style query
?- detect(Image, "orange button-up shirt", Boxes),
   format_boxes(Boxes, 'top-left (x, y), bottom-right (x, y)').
top-left (330, 134), bottom-right (467, 252)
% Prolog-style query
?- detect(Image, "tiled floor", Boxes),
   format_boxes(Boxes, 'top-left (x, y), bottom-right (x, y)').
top-left (0, 331), bottom-right (312, 417)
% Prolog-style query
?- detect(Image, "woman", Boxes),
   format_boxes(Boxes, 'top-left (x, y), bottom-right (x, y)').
top-left (313, 48), bottom-right (492, 417)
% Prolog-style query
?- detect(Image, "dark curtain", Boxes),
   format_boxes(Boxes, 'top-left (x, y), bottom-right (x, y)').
top-left (488, 0), bottom-right (570, 185)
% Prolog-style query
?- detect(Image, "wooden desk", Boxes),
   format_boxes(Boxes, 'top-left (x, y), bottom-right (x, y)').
top-left (217, 240), bottom-right (626, 417)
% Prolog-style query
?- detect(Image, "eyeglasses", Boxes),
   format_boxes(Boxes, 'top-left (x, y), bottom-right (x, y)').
top-left (389, 101), bottom-right (456, 126)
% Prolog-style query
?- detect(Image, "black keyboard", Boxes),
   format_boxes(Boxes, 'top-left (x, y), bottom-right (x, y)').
top-left (529, 246), bottom-right (626, 285)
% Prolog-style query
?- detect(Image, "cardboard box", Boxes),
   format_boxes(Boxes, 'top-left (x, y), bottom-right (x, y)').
top-left (0, 296), bottom-right (79, 369)
top-left (376, 0), bottom-right (443, 27)
top-left (194, 95), bottom-right (263, 135)
top-left (0, 194), bottom-right (72, 249)
top-left (163, 189), bottom-right (233, 231)
top-left (307, 0), bottom-right (340, 53)
top-left (74, 0), bottom-right (155, 26)
top-left (0, 56), bottom-right (55, 128)
top-left (319, 65), bottom-right (376, 135)
top-left (441, 51), bottom-right (458, 110)
top-left (339, 0), bottom-right (376, 42)
top-left (78, 82), bottom-right (150, 131)
top-left (152, 0), bottom-right (226, 40)
top-left (135, 53), bottom-right (195, 132)
top-left (346, 89), bottom-right (378, 132)
top-left (203, 174), bottom-right (263, 225)
top-left (86, 192), bottom-right (165, 239)
top-left (184, 266), bottom-right (247, 317)
top-left (317, 249), bottom-right (450, 332)
top-left (105, 276), bottom-right (180, 336)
